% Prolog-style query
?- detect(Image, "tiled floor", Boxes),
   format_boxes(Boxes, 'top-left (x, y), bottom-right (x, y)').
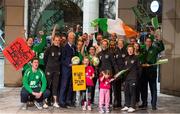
top-left (0, 87), bottom-right (180, 114)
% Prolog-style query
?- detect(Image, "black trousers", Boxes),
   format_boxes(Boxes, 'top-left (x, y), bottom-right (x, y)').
top-left (91, 77), bottom-right (98, 104)
top-left (21, 87), bottom-right (50, 103)
top-left (46, 71), bottom-right (60, 96)
top-left (124, 80), bottom-right (137, 108)
top-left (140, 69), bottom-right (157, 107)
top-left (113, 79), bottom-right (122, 107)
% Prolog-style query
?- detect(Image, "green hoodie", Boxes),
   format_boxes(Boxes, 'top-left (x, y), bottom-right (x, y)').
top-left (23, 67), bottom-right (47, 94)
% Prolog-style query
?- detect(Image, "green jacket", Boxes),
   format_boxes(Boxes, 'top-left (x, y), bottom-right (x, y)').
top-left (142, 40), bottom-right (165, 70)
top-left (33, 35), bottom-right (47, 65)
top-left (23, 68), bottom-right (47, 94)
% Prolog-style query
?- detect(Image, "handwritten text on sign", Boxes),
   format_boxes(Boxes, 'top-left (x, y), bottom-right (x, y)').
top-left (3, 38), bottom-right (35, 70)
top-left (72, 65), bottom-right (86, 91)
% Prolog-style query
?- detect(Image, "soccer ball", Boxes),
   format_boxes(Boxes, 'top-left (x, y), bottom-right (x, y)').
top-left (71, 56), bottom-right (80, 65)
top-left (92, 56), bottom-right (100, 66)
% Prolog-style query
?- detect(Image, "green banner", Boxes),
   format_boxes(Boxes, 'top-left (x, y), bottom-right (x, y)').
top-left (132, 5), bottom-right (151, 25)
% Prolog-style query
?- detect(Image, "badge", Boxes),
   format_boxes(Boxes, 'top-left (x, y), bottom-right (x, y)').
top-left (36, 75), bottom-right (39, 79)
top-left (125, 61), bottom-right (128, 65)
top-left (150, 51), bottom-right (153, 54)
top-left (116, 54), bottom-right (119, 58)
top-left (46, 72), bottom-right (50, 75)
top-left (52, 52), bottom-right (55, 56)
top-left (99, 56), bottom-right (102, 60)
top-left (122, 54), bottom-right (125, 58)
top-left (105, 54), bottom-right (109, 59)
top-left (89, 70), bottom-right (91, 72)
top-left (58, 52), bottom-right (61, 56)
top-left (131, 60), bottom-right (134, 64)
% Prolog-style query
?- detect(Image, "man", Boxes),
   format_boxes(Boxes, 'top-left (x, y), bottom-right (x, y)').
top-left (139, 34), bottom-right (165, 110)
top-left (113, 38), bottom-right (128, 108)
top-left (20, 58), bottom-right (50, 110)
top-left (44, 35), bottom-right (62, 108)
top-left (59, 32), bottom-right (76, 108)
top-left (97, 39), bottom-right (115, 73)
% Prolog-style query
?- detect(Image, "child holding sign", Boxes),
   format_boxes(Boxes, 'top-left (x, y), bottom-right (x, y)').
top-left (99, 70), bottom-right (114, 113)
top-left (81, 56), bottom-right (95, 111)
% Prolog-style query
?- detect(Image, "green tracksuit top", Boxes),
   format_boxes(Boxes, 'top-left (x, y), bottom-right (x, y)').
top-left (22, 67), bottom-right (47, 94)
top-left (142, 40), bottom-right (165, 69)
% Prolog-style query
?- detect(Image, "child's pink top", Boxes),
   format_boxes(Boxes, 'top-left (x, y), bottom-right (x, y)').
top-left (85, 66), bottom-right (94, 86)
top-left (99, 74), bottom-right (111, 89)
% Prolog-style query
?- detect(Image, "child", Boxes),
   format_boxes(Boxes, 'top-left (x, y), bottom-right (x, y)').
top-left (99, 70), bottom-right (114, 113)
top-left (81, 56), bottom-right (95, 111)
top-left (121, 45), bottom-right (140, 113)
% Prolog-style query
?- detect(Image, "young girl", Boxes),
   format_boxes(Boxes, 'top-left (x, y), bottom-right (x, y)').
top-left (81, 56), bottom-right (95, 111)
top-left (99, 70), bottom-right (114, 113)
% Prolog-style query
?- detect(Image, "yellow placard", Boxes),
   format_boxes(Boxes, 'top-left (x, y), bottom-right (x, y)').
top-left (72, 65), bottom-right (86, 91)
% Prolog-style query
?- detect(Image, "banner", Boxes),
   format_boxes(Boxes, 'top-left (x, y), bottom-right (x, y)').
top-left (72, 65), bottom-right (86, 91)
top-left (132, 5), bottom-right (151, 25)
top-left (3, 38), bottom-right (35, 70)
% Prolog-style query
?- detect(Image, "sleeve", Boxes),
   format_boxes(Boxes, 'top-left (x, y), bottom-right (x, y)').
top-left (43, 47), bottom-right (50, 67)
top-left (40, 70), bottom-right (47, 93)
top-left (23, 70), bottom-right (33, 94)
top-left (61, 47), bottom-right (70, 67)
top-left (155, 40), bottom-right (165, 53)
top-left (33, 35), bottom-right (47, 53)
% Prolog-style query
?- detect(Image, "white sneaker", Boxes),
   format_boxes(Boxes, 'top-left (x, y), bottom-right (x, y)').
top-left (82, 102), bottom-right (87, 111)
top-left (99, 108), bottom-right (104, 113)
top-left (121, 106), bottom-right (129, 111)
top-left (53, 102), bottom-right (60, 108)
top-left (127, 107), bottom-right (135, 113)
top-left (43, 103), bottom-right (48, 109)
top-left (22, 103), bottom-right (27, 110)
top-left (106, 109), bottom-right (110, 113)
top-left (87, 105), bottom-right (92, 111)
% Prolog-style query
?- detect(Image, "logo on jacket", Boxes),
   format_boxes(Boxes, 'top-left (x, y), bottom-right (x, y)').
top-left (52, 52), bottom-right (55, 56)
top-left (105, 55), bottom-right (109, 59)
top-left (131, 60), bottom-right (135, 64)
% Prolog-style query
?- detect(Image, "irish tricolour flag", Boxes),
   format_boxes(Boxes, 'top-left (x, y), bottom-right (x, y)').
top-left (91, 18), bottom-right (138, 38)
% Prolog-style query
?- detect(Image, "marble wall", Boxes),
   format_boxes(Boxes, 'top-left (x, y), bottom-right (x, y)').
top-left (4, 0), bottom-right (24, 86)
top-left (160, 0), bottom-right (180, 96)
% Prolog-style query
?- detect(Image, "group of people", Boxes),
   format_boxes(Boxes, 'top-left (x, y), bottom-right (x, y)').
top-left (20, 24), bottom-right (165, 113)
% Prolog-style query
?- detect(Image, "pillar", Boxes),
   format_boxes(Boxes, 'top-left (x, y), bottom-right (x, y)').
top-left (160, 0), bottom-right (180, 96)
top-left (83, 0), bottom-right (99, 34)
top-left (4, 0), bottom-right (24, 86)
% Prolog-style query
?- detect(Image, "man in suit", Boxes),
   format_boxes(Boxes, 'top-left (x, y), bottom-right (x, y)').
top-left (59, 32), bottom-right (76, 108)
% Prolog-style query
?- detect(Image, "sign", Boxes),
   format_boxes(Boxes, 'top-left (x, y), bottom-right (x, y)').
top-left (72, 65), bottom-right (86, 91)
top-left (3, 38), bottom-right (35, 70)
top-left (132, 5), bottom-right (151, 25)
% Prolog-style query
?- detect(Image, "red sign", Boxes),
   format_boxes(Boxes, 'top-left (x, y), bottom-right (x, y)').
top-left (3, 38), bottom-right (35, 70)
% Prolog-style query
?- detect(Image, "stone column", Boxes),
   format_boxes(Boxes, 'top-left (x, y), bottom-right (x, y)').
top-left (83, 0), bottom-right (99, 34)
top-left (4, 0), bottom-right (24, 86)
top-left (160, 0), bottom-right (180, 96)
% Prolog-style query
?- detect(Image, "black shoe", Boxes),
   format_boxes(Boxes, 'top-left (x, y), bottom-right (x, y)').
top-left (66, 103), bottom-right (75, 107)
top-left (152, 106), bottom-right (157, 110)
top-left (139, 104), bottom-right (147, 109)
top-left (60, 104), bottom-right (67, 108)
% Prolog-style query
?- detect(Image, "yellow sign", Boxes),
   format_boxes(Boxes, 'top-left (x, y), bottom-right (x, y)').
top-left (72, 65), bottom-right (86, 91)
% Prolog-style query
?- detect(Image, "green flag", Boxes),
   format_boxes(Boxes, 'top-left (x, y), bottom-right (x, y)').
top-left (132, 5), bottom-right (151, 25)
top-left (151, 16), bottom-right (159, 30)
